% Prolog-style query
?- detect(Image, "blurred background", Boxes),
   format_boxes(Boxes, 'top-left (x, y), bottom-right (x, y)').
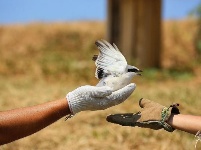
top-left (0, 0), bottom-right (201, 149)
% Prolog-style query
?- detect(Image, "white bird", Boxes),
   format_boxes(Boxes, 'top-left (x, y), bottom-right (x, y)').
top-left (93, 39), bottom-right (142, 91)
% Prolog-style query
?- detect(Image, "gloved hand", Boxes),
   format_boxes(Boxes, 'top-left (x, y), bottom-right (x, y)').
top-left (106, 98), bottom-right (180, 132)
top-left (66, 83), bottom-right (136, 115)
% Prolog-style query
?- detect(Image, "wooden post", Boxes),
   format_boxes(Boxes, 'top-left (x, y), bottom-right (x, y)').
top-left (107, 0), bottom-right (161, 68)
top-left (119, 0), bottom-right (138, 63)
top-left (137, 0), bottom-right (161, 68)
top-left (107, 0), bottom-right (121, 45)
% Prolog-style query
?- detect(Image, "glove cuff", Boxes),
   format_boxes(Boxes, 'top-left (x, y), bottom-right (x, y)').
top-left (66, 92), bottom-right (83, 115)
top-left (161, 103), bottom-right (180, 132)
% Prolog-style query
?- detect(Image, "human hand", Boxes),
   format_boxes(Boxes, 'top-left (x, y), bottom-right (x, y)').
top-left (106, 98), bottom-right (180, 132)
top-left (66, 83), bottom-right (136, 115)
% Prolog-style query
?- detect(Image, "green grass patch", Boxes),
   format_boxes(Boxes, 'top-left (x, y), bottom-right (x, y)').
top-left (142, 68), bottom-right (194, 81)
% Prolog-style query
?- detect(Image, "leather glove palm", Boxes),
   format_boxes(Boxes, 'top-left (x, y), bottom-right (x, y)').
top-left (107, 98), bottom-right (180, 132)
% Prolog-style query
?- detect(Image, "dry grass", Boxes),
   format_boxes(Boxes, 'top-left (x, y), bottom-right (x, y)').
top-left (0, 20), bottom-right (201, 149)
top-left (162, 19), bottom-right (198, 71)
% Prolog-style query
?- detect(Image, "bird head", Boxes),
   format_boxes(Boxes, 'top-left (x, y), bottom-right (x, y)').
top-left (127, 65), bottom-right (142, 76)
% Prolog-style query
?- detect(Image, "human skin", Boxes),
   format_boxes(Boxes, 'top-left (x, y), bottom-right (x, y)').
top-left (167, 114), bottom-right (201, 134)
top-left (0, 98), bottom-right (70, 145)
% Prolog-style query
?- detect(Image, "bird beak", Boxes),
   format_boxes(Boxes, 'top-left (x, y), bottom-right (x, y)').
top-left (136, 70), bottom-right (143, 76)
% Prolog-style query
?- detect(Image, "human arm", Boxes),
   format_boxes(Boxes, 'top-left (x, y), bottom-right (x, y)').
top-left (167, 114), bottom-right (201, 134)
top-left (0, 98), bottom-right (70, 145)
top-left (0, 83), bottom-right (135, 145)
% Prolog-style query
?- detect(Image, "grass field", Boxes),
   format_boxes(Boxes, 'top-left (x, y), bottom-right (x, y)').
top-left (0, 20), bottom-right (201, 149)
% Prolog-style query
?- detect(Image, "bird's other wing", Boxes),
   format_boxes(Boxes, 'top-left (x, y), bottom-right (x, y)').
top-left (94, 39), bottom-right (127, 79)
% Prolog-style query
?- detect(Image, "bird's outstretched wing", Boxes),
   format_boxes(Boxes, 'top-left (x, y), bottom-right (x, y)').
top-left (93, 40), bottom-right (127, 79)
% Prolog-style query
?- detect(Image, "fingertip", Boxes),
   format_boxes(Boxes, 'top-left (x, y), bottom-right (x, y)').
top-left (125, 83), bottom-right (136, 93)
top-left (139, 98), bottom-right (144, 108)
top-left (127, 83), bottom-right (136, 89)
top-left (128, 83), bottom-right (136, 87)
top-left (139, 98), bottom-right (151, 108)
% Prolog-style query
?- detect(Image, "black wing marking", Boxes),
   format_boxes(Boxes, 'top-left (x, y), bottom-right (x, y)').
top-left (97, 68), bottom-right (104, 79)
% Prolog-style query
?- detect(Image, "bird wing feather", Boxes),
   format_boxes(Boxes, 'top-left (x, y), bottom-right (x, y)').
top-left (94, 40), bottom-right (127, 79)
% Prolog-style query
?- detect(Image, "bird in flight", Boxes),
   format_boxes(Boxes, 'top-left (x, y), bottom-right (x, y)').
top-left (92, 39), bottom-right (142, 91)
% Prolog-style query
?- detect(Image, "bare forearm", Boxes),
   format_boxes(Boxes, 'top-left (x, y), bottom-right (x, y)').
top-left (0, 98), bottom-right (70, 145)
top-left (167, 114), bottom-right (201, 134)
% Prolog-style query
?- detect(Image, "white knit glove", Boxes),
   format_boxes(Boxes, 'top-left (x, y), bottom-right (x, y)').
top-left (66, 83), bottom-right (136, 114)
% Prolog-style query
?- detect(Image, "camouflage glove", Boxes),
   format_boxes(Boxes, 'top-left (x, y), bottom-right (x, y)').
top-left (106, 98), bottom-right (180, 132)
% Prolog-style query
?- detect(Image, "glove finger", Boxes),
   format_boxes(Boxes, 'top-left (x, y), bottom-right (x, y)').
top-left (139, 98), bottom-right (155, 108)
top-left (107, 83), bottom-right (136, 106)
top-left (90, 86), bottom-right (113, 97)
top-left (135, 121), bottom-right (163, 130)
top-left (106, 112), bottom-right (141, 126)
top-left (139, 98), bottom-right (164, 109)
